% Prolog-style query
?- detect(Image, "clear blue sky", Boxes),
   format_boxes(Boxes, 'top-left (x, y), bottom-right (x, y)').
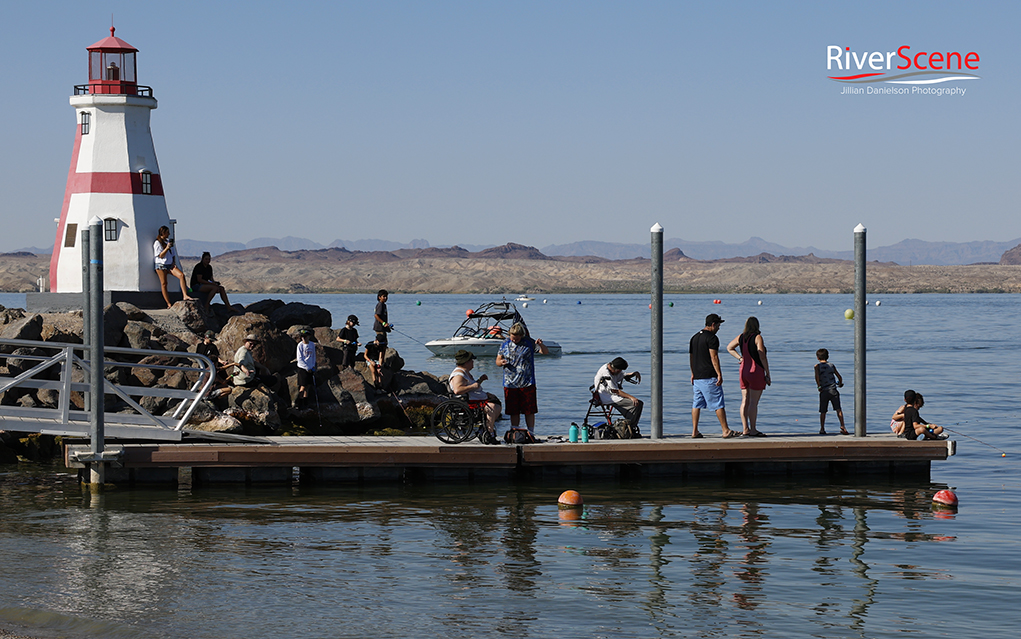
top-left (1, 1), bottom-right (1016, 253)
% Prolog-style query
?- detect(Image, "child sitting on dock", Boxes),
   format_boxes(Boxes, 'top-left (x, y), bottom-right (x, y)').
top-left (892, 391), bottom-right (945, 440)
top-left (815, 349), bottom-right (847, 435)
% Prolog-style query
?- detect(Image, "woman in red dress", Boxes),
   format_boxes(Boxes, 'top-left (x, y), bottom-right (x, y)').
top-left (727, 316), bottom-right (771, 437)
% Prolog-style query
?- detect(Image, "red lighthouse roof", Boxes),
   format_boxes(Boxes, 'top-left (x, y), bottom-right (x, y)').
top-left (87, 27), bottom-right (137, 53)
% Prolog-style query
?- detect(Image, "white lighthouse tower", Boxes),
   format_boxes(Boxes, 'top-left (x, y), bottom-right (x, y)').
top-left (39, 27), bottom-right (172, 309)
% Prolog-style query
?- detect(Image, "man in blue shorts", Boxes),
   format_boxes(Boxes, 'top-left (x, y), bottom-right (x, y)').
top-left (689, 314), bottom-right (738, 439)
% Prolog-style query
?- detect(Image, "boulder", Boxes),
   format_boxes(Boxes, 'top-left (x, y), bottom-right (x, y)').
top-left (269, 302), bottom-right (332, 331)
top-left (0, 308), bottom-right (26, 325)
top-left (245, 299), bottom-right (285, 316)
top-left (102, 304), bottom-right (129, 348)
top-left (391, 370), bottom-right (447, 396)
top-left (1, 314), bottom-right (43, 350)
top-left (218, 313), bottom-right (294, 373)
top-left (211, 303), bottom-right (246, 328)
top-left (171, 300), bottom-right (210, 335)
top-left (115, 302), bottom-right (151, 322)
top-left (131, 354), bottom-right (180, 386)
top-left (158, 332), bottom-right (192, 352)
top-left (225, 385), bottom-right (283, 433)
top-left (123, 320), bottom-right (157, 350)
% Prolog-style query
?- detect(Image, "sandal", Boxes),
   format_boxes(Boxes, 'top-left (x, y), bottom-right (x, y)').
top-left (691, 432), bottom-right (704, 439)
top-left (722, 430), bottom-right (740, 439)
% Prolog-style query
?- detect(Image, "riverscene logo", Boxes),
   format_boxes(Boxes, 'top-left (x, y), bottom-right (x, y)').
top-left (827, 45), bottom-right (980, 96)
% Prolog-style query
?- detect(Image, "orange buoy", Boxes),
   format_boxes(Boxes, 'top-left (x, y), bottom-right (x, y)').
top-left (558, 490), bottom-right (583, 508)
top-left (466, 309), bottom-right (474, 317)
top-left (933, 489), bottom-right (958, 507)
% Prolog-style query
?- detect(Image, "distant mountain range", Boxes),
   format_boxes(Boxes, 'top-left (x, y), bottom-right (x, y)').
top-left (15, 236), bottom-right (1021, 266)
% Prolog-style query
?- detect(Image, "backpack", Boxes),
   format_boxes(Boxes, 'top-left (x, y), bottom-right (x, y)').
top-left (613, 419), bottom-right (641, 439)
top-left (504, 428), bottom-right (540, 444)
top-left (590, 421), bottom-right (618, 440)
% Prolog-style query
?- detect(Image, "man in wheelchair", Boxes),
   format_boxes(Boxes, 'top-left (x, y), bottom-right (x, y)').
top-left (593, 357), bottom-right (643, 431)
top-left (449, 349), bottom-right (499, 440)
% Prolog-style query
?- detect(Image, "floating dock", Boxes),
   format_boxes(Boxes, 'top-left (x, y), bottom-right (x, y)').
top-left (65, 433), bottom-right (954, 485)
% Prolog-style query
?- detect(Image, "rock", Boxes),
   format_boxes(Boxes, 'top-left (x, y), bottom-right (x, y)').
top-left (269, 302), bottom-right (332, 331)
top-left (218, 313), bottom-right (294, 373)
top-left (391, 370), bottom-right (447, 396)
top-left (171, 300), bottom-right (210, 335)
top-left (102, 303), bottom-right (129, 348)
top-left (41, 315), bottom-right (84, 344)
top-left (225, 385), bottom-right (283, 433)
top-left (6, 347), bottom-right (47, 377)
top-left (123, 320), bottom-right (157, 350)
top-left (158, 332), bottom-right (192, 352)
top-left (37, 387), bottom-right (60, 407)
top-left (115, 302), bottom-right (151, 322)
top-left (131, 354), bottom-right (180, 386)
top-left (1, 314), bottom-right (43, 350)
top-left (245, 299), bottom-right (285, 316)
top-left (0, 308), bottom-right (26, 325)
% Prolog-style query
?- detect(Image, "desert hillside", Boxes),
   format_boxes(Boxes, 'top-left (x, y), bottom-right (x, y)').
top-left (4, 246), bottom-right (1021, 295)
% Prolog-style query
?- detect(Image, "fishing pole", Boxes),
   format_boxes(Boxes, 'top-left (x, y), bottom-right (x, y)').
top-left (389, 326), bottom-right (430, 347)
top-left (942, 424), bottom-right (1008, 457)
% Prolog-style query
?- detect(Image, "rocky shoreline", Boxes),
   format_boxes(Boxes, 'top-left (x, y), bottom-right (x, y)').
top-left (4, 247), bottom-right (1021, 294)
top-left (0, 299), bottom-right (471, 462)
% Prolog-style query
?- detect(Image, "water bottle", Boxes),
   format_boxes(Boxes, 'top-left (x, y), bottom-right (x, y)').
top-left (569, 423), bottom-right (579, 443)
top-left (580, 424), bottom-right (589, 443)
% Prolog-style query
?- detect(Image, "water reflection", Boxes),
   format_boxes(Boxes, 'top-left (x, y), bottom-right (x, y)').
top-left (0, 472), bottom-right (969, 638)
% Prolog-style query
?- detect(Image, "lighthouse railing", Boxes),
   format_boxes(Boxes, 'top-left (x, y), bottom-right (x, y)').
top-left (0, 338), bottom-right (213, 441)
top-left (74, 84), bottom-right (153, 97)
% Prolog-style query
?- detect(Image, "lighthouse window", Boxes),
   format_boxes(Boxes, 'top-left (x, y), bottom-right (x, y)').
top-left (81, 112), bottom-right (91, 135)
top-left (64, 224), bottom-right (78, 248)
top-left (104, 219), bottom-right (118, 242)
top-left (140, 171), bottom-right (152, 195)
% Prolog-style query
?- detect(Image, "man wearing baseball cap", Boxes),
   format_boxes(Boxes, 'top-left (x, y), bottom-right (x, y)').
top-left (689, 314), bottom-right (738, 439)
top-left (593, 357), bottom-right (643, 432)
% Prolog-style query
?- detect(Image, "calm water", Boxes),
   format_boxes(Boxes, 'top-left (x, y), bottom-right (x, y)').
top-left (1, 293), bottom-right (1019, 638)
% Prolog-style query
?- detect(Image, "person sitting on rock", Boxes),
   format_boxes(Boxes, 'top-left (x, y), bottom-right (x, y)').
top-left (362, 338), bottom-right (386, 389)
top-left (196, 330), bottom-right (232, 396)
top-left (336, 315), bottom-right (360, 369)
top-left (190, 252), bottom-right (230, 309)
top-left (232, 334), bottom-right (277, 389)
top-left (448, 349), bottom-right (499, 441)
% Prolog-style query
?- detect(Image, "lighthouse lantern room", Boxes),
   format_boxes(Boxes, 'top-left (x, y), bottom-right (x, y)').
top-left (40, 27), bottom-right (174, 309)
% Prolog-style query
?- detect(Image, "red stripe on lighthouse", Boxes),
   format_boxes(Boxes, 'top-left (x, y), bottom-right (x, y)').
top-left (49, 125), bottom-right (82, 291)
top-left (49, 126), bottom-right (164, 291)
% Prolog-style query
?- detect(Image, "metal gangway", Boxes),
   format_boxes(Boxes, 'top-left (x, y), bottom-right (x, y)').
top-left (0, 337), bottom-right (215, 442)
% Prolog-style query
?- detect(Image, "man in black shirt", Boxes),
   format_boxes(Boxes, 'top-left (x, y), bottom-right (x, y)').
top-left (689, 314), bottom-right (738, 439)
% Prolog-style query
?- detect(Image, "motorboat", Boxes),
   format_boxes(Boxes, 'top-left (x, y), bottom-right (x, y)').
top-left (424, 301), bottom-right (562, 357)
top-left (514, 295), bottom-right (534, 301)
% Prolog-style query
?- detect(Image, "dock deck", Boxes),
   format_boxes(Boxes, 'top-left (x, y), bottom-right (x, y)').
top-left (65, 432), bottom-right (955, 485)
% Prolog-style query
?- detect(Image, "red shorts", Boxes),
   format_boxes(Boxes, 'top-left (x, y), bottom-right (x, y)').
top-left (504, 385), bottom-right (537, 415)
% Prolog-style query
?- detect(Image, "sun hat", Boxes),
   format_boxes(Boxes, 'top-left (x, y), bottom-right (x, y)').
top-left (454, 349), bottom-right (476, 365)
top-left (244, 334), bottom-right (261, 342)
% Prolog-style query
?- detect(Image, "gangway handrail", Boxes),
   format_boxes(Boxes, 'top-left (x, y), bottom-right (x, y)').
top-left (0, 337), bottom-right (214, 439)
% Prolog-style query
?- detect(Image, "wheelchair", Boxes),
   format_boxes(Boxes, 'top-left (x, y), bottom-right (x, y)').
top-left (431, 395), bottom-right (497, 444)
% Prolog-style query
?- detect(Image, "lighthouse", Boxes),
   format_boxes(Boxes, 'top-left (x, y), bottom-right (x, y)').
top-left (33, 27), bottom-right (174, 310)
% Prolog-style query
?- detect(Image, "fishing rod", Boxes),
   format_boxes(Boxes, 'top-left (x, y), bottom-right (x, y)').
top-left (389, 326), bottom-right (430, 348)
top-left (942, 424), bottom-right (1008, 457)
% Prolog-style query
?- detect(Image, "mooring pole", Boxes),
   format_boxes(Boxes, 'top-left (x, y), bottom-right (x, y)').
top-left (650, 223), bottom-right (664, 439)
top-left (81, 229), bottom-right (91, 412)
top-left (88, 218), bottom-right (105, 487)
top-left (853, 223), bottom-right (866, 437)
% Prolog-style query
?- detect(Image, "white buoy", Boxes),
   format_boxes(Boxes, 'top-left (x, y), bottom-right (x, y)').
top-left (522, 302), bottom-right (528, 308)
top-left (876, 300), bottom-right (881, 306)
top-left (543, 299), bottom-right (547, 304)
top-left (757, 300), bottom-right (762, 305)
